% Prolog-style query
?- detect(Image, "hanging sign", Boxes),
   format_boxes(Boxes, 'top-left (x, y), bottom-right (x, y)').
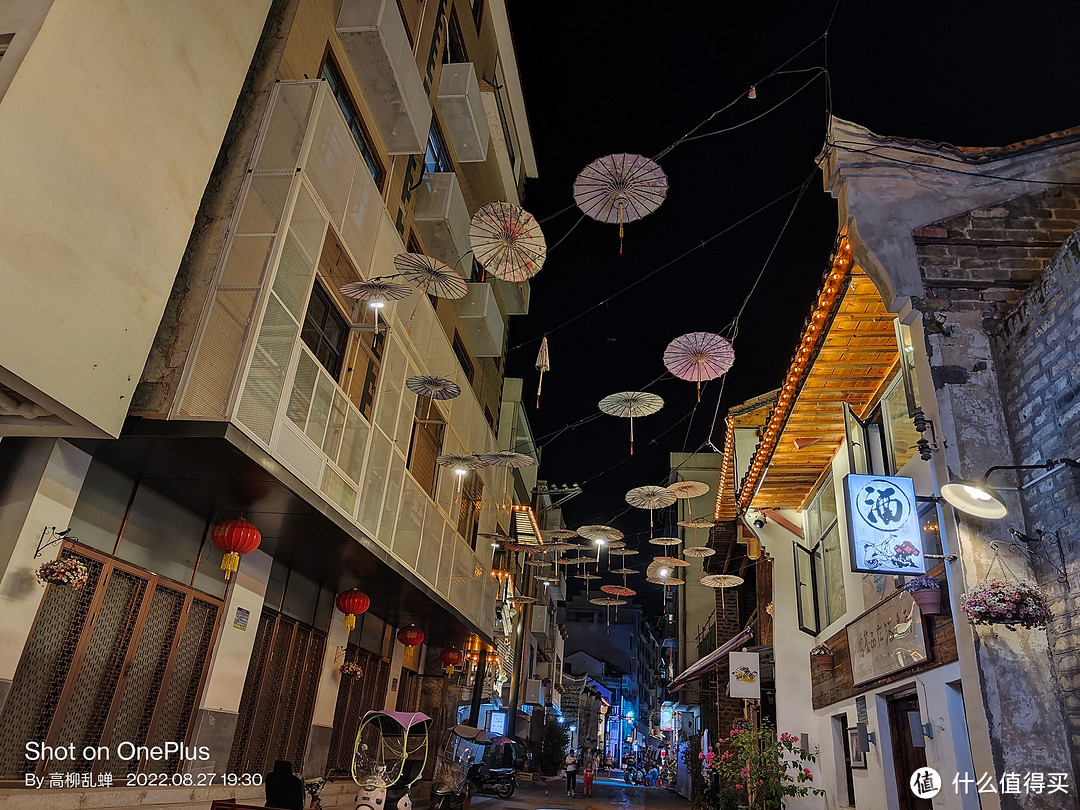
top-left (659, 705), bottom-right (675, 732)
top-left (844, 474), bottom-right (927, 575)
top-left (728, 651), bottom-right (760, 699)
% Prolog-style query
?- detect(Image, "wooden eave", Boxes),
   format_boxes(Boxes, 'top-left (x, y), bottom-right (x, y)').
top-left (733, 234), bottom-right (901, 511)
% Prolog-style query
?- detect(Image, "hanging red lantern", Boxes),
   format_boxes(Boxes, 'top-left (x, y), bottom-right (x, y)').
top-left (210, 518), bottom-right (262, 580)
top-left (440, 646), bottom-right (464, 676)
top-left (397, 624), bottom-right (425, 648)
top-left (335, 589), bottom-right (370, 633)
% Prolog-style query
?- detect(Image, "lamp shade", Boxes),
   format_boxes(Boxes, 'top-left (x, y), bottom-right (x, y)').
top-left (398, 624), bottom-right (425, 648)
top-left (940, 480), bottom-right (1008, 519)
top-left (210, 518), bottom-right (262, 580)
top-left (335, 589), bottom-right (370, 633)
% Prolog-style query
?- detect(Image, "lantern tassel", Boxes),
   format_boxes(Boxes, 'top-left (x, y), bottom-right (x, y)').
top-left (344, 613), bottom-right (356, 634)
top-left (221, 552), bottom-right (240, 580)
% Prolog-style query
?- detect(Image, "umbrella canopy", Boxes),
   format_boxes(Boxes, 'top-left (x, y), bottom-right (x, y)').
top-left (663, 332), bottom-right (735, 400)
top-left (590, 596), bottom-right (627, 606)
top-left (599, 391), bottom-right (664, 454)
top-left (573, 153), bottom-right (668, 253)
top-left (478, 531), bottom-right (514, 542)
top-left (406, 375), bottom-right (462, 401)
top-left (605, 540), bottom-right (627, 549)
top-left (524, 560), bottom-right (554, 567)
top-left (611, 567), bottom-right (638, 575)
top-left (393, 253), bottom-right (469, 299)
top-left (648, 536), bottom-right (682, 546)
top-left (339, 278), bottom-right (414, 302)
top-left (535, 336), bottom-right (550, 408)
top-left (577, 525), bottom-right (624, 542)
top-left (682, 547), bottom-right (716, 558)
top-left (678, 518), bottom-right (717, 529)
top-left (647, 576), bottom-right (684, 586)
top-left (626, 485), bottom-right (677, 510)
top-left (479, 450), bottom-right (535, 468)
top-left (700, 574), bottom-right (745, 589)
top-left (436, 453), bottom-right (486, 470)
top-left (542, 528), bottom-right (578, 540)
top-left (469, 201), bottom-right (546, 282)
top-left (608, 548), bottom-right (639, 557)
top-left (601, 585), bottom-right (636, 597)
top-left (563, 555), bottom-right (595, 564)
top-left (507, 595), bottom-right (536, 604)
top-left (667, 480), bottom-right (711, 499)
top-left (575, 573), bottom-right (600, 580)
top-left (653, 556), bottom-right (690, 568)
top-left (541, 541), bottom-right (583, 552)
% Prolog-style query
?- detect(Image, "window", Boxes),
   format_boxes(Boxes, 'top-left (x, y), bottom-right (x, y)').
top-left (302, 282), bottom-right (350, 378)
top-left (395, 0), bottom-right (415, 46)
top-left (470, 0), bottom-right (484, 30)
top-left (882, 376), bottom-right (922, 473)
top-left (445, 10), bottom-right (467, 64)
top-left (843, 403), bottom-right (888, 476)
top-left (805, 476), bottom-right (846, 627)
top-left (424, 119), bottom-right (453, 175)
top-left (458, 471), bottom-right (484, 549)
top-left (492, 57), bottom-right (516, 170)
top-left (452, 331), bottom-right (474, 382)
top-left (0, 33), bottom-right (12, 61)
top-left (320, 56), bottom-right (385, 188)
top-left (794, 542), bottom-right (820, 635)
top-left (408, 398), bottom-right (444, 498)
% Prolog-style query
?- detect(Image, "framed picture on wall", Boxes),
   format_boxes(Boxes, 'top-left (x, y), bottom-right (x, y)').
top-left (847, 727), bottom-right (867, 769)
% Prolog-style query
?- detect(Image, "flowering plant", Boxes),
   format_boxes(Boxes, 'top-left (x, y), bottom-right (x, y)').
top-left (902, 575), bottom-right (940, 593)
top-left (809, 643), bottom-right (832, 656)
top-left (36, 558), bottom-right (89, 590)
top-left (960, 579), bottom-right (1051, 629)
top-left (716, 722), bottom-right (825, 809)
top-left (764, 602), bottom-right (774, 617)
top-left (340, 662), bottom-right (364, 678)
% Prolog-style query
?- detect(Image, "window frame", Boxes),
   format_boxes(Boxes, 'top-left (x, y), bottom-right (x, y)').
top-left (445, 9), bottom-right (468, 64)
top-left (794, 541), bottom-right (821, 636)
top-left (452, 331), bottom-right (474, 383)
top-left (301, 280), bottom-right (351, 380)
top-left (424, 119), bottom-right (454, 175)
top-left (319, 51), bottom-right (386, 190)
top-left (407, 398), bottom-right (445, 498)
top-left (804, 474), bottom-right (846, 629)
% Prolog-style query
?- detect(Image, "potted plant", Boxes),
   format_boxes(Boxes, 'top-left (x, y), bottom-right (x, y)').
top-left (716, 722), bottom-right (825, 809)
top-left (810, 643), bottom-right (834, 672)
top-left (960, 579), bottom-right (1052, 630)
top-left (903, 574), bottom-right (942, 615)
top-left (36, 557), bottom-right (89, 590)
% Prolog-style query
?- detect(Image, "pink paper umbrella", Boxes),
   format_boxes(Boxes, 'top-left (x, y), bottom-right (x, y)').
top-left (573, 153), bottom-right (668, 254)
top-left (663, 332), bottom-right (735, 401)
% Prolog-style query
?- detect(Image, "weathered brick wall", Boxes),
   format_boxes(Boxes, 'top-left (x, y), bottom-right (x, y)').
top-left (991, 225), bottom-right (1080, 771)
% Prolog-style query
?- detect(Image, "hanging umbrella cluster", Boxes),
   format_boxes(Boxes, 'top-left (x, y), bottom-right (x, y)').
top-left (600, 391), bottom-right (664, 454)
top-left (574, 153), bottom-right (668, 253)
top-left (663, 332), bottom-right (735, 401)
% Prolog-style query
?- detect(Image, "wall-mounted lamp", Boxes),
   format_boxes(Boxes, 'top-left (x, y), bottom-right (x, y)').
top-left (940, 458), bottom-right (1080, 519)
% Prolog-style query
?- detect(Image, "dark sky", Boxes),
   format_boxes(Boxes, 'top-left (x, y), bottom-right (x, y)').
top-left (501, 2), bottom-right (1080, 599)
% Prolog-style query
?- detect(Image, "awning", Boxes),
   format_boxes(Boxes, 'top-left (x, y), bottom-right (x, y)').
top-left (667, 628), bottom-right (753, 692)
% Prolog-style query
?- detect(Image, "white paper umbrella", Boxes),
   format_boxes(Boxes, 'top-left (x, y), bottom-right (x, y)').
top-left (469, 201), bottom-right (546, 282)
top-left (393, 253), bottom-right (469, 299)
top-left (701, 573), bottom-right (745, 618)
top-left (340, 279), bottom-right (414, 341)
top-left (406, 375), bottom-right (461, 419)
top-left (600, 391), bottom-right (664, 454)
top-left (535, 337), bottom-right (550, 409)
top-left (626, 486), bottom-right (676, 536)
top-left (653, 556), bottom-right (690, 568)
top-left (577, 525), bottom-right (625, 542)
top-left (573, 153), bottom-right (668, 253)
top-left (543, 528), bottom-right (579, 540)
top-left (648, 537), bottom-right (682, 546)
top-left (667, 480), bottom-right (711, 499)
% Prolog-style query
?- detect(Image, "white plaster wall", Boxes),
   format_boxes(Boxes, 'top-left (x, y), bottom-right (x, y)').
top-left (312, 608), bottom-right (350, 726)
top-left (0, 439), bottom-right (91, 682)
top-left (0, 0), bottom-right (270, 437)
top-left (199, 549), bottom-right (272, 714)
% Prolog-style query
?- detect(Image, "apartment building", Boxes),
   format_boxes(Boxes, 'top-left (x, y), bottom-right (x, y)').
top-left (0, 0), bottom-right (537, 805)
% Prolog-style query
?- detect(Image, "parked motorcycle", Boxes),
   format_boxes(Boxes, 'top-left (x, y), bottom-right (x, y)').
top-left (468, 760), bottom-right (517, 798)
top-left (430, 724), bottom-right (491, 810)
top-left (351, 710), bottom-right (431, 810)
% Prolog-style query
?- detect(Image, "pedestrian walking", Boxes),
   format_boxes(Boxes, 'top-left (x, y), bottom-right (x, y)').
top-left (565, 750), bottom-right (580, 798)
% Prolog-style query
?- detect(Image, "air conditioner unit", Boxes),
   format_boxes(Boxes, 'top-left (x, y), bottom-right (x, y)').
top-left (413, 172), bottom-right (471, 267)
top-left (524, 678), bottom-right (545, 706)
top-left (458, 282), bottom-right (504, 357)
top-left (438, 63), bottom-right (490, 163)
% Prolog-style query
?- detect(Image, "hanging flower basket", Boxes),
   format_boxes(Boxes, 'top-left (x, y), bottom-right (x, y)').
top-left (36, 558), bottom-right (89, 590)
top-left (340, 662), bottom-right (364, 679)
top-left (960, 579), bottom-right (1051, 630)
top-left (903, 575), bottom-right (942, 616)
top-left (810, 643), bottom-right (834, 672)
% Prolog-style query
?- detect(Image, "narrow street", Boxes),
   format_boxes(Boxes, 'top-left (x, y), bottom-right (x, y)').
top-left (465, 773), bottom-right (690, 810)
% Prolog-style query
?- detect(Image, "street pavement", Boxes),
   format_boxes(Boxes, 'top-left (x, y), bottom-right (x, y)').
top-left (464, 771), bottom-right (690, 810)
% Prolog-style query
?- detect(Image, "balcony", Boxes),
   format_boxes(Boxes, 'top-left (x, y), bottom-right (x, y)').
top-left (492, 277), bottom-right (529, 315)
top-left (413, 172), bottom-right (471, 268)
top-left (336, 0), bottom-right (430, 155)
top-left (438, 63), bottom-right (489, 163)
top-left (458, 282), bottom-right (504, 357)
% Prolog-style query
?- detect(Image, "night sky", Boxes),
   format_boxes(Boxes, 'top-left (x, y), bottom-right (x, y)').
top-left (501, 3), bottom-right (1080, 603)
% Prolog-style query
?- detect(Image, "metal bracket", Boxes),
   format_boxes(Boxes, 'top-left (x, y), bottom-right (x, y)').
top-left (1002, 529), bottom-right (1070, 589)
top-left (34, 526), bottom-right (75, 559)
top-left (924, 553), bottom-right (958, 562)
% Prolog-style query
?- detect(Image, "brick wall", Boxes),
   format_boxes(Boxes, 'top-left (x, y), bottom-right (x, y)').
top-left (991, 224), bottom-right (1080, 771)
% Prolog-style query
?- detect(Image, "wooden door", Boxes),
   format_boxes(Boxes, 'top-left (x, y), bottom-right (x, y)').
top-left (888, 693), bottom-right (931, 810)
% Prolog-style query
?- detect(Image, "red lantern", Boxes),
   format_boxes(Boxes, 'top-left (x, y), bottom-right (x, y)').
top-left (440, 646), bottom-right (464, 676)
top-left (335, 589), bottom-right (370, 633)
top-left (397, 624), bottom-right (425, 648)
top-left (210, 518), bottom-right (261, 580)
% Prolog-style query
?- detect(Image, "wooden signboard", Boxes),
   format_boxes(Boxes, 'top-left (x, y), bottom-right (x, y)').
top-left (845, 589), bottom-right (929, 686)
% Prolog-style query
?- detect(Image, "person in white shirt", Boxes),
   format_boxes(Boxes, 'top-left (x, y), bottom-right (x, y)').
top-left (564, 751), bottom-right (580, 797)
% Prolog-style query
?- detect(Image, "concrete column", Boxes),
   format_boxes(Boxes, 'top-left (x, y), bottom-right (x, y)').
top-left (300, 605), bottom-right (349, 778)
top-left (0, 438), bottom-right (91, 712)
top-left (187, 548), bottom-right (272, 775)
